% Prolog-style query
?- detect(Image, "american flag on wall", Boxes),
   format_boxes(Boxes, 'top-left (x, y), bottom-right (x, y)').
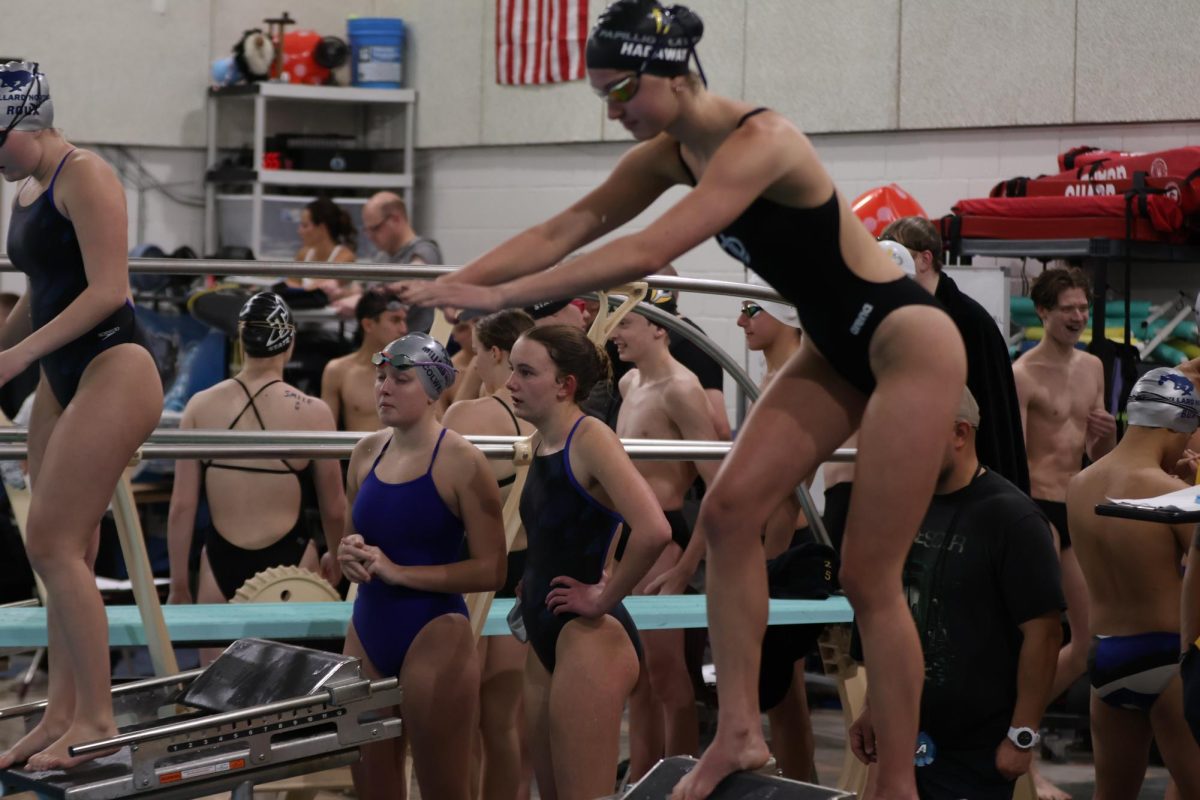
top-left (496, 0), bottom-right (589, 85)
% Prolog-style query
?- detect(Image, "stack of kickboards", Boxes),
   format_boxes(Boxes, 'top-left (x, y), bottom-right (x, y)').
top-left (942, 145), bottom-right (1200, 247)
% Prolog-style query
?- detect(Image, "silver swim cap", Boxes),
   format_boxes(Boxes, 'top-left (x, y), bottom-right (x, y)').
top-left (1126, 368), bottom-right (1199, 434)
top-left (372, 333), bottom-right (457, 400)
top-left (0, 61), bottom-right (53, 136)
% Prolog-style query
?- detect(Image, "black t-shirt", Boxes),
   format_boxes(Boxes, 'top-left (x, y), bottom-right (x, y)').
top-left (908, 469), bottom-right (1064, 748)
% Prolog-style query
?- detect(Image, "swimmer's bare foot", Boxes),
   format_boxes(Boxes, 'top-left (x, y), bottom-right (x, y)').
top-left (0, 717), bottom-right (69, 770)
top-left (669, 729), bottom-right (770, 800)
top-left (25, 720), bottom-right (119, 772)
top-left (1030, 761), bottom-right (1071, 800)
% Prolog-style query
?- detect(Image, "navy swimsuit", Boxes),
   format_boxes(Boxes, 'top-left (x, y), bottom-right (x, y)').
top-left (6, 150), bottom-right (148, 407)
top-left (679, 108), bottom-right (940, 394)
top-left (519, 416), bottom-right (642, 672)
top-left (351, 429), bottom-right (468, 676)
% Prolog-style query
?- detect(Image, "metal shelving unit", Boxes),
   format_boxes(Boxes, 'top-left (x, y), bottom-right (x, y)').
top-left (203, 82), bottom-right (416, 257)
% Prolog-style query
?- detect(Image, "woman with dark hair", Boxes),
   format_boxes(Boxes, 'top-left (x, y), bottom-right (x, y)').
top-left (443, 308), bottom-right (537, 800)
top-left (401, 2), bottom-right (966, 797)
top-left (507, 324), bottom-right (670, 800)
top-left (293, 196), bottom-right (358, 300)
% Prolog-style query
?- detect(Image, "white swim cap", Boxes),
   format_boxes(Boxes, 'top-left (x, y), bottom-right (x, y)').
top-left (878, 240), bottom-right (916, 276)
top-left (1127, 368), bottom-right (1199, 434)
top-left (0, 61), bottom-right (53, 135)
top-left (745, 272), bottom-right (800, 328)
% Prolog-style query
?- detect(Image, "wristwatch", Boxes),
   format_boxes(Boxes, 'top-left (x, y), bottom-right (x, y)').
top-left (1007, 726), bottom-right (1040, 750)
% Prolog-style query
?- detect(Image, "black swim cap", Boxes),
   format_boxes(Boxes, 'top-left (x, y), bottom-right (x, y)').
top-left (238, 291), bottom-right (295, 357)
top-left (586, 0), bottom-right (704, 79)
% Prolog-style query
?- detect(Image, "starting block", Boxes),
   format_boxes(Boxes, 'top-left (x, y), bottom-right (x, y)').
top-left (620, 756), bottom-right (855, 800)
top-left (0, 638), bottom-right (401, 799)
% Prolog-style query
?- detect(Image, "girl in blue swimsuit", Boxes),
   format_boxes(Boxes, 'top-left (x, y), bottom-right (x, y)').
top-left (338, 333), bottom-right (505, 800)
top-left (0, 61), bottom-right (163, 772)
top-left (507, 324), bottom-right (670, 800)
top-left (401, 3), bottom-right (967, 798)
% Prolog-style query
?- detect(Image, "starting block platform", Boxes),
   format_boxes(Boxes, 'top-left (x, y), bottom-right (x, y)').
top-left (0, 638), bottom-right (401, 799)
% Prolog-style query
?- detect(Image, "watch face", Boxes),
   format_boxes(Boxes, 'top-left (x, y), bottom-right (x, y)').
top-left (1016, 730), bottom-right (1034, 747)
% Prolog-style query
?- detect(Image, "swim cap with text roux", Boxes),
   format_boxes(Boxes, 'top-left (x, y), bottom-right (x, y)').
top-left (0, 61), bottom-right (53, 134)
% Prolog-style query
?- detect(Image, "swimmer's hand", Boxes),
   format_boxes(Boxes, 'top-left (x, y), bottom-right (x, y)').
top-left (398, 280), bottom-right (504, 315)
top-left (1175, 449), bottom-right (1200, 483)
top-left (0, 346), bottom-right (33, 389)
top-left (545, 575), bottom-right (607, 618)
top-left (319, 551), bottom-right (342, 587)
top-left (337, 534), bottom-right (376, 584)
top-left (994, 737), bottom-right (1033, 780)
top-left (1085, 408), bottom-right (1117, 447)
top-left (848, 703), bottom-right (877, 765)
top-left (166, 582), bottom-right (192, 606)
top-left (644, 563), bottom-right (691, 596)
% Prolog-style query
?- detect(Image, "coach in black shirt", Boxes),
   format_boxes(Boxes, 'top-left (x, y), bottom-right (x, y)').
top-left (851, 387), bottom-right (1063, 800)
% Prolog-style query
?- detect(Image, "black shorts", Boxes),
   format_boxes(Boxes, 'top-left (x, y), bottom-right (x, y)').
top-left (1033, 498), bottom-right (1071, 550)
top-left (822, 481), bottom-right (852, 554)
top-left (915, 744), bottom-right (1015, 800)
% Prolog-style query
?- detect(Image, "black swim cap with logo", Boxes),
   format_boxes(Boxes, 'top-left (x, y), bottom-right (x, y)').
top-left (238, 291), bottom-right (295, 357)
top-left (585, 0), bottom-right (704, 78)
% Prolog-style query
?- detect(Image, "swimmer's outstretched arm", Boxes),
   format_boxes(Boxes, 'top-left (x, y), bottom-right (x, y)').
top-left (405, 124), bottom-right (792, 315)
top-left (439, 138), bottom-right (678, 291)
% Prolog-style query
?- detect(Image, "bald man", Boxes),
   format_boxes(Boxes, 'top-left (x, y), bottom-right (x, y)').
top-left (332, 192), bottom-right (442, 326)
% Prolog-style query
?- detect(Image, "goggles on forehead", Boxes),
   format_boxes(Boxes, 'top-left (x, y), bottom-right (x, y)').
top-left (371, 350), bottom-right (457, 378)
top-left (0, 62), bottom-right (44, 151)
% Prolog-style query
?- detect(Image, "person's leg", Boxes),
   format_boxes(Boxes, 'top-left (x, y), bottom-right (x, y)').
top-left (479, 633), bottom-right (529, 800)
top-left (548, 617), bottom-right (640, 800)
top-left (626, 665), bottom-right (664, 781)
top-left (637, 542), bottom-right (699, 765)
top-left (672, 341), bottom-right (866, 800)
top-left (344, 622), bottom-right (406, 800)
top-left (524, 651), bottom-right (557, 800)
top-left (25, 347), bottom-right (162, 770)
top-left (0, 381), bottom-right (68, 768)
top-left (1090, 690), bottom-right (1152, 800)
top-left (402, 614), bottom-right (480, 800)
top-left (195, 549), bottom-right (228, 665)
top-left (1031, 536), bottom-right (1088, 800)
top-left (838, 306), bottom-right (964, 800)
top-left (1149, 678), bottom-right (1200, 798)
top-left (766, 662), bottom-right (816, 783)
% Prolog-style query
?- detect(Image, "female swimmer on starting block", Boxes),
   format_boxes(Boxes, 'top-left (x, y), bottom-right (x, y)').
top-left (400, 3), bottom-right (966, 798)
top-left (0, 60), bottom-right (163, 771)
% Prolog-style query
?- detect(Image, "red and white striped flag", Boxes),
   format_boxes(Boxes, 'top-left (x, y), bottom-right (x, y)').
top-left (496, 0), bottom-right (589, 86)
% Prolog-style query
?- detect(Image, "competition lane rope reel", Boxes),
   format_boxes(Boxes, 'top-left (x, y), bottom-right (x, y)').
top-left (0, 639), bottom-right (401, 800)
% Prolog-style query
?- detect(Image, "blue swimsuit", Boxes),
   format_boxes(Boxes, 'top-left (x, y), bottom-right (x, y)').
top-left (6, 150), bottom-right (148, 407)
top-left (351, 429), bottom-right (468, 676)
